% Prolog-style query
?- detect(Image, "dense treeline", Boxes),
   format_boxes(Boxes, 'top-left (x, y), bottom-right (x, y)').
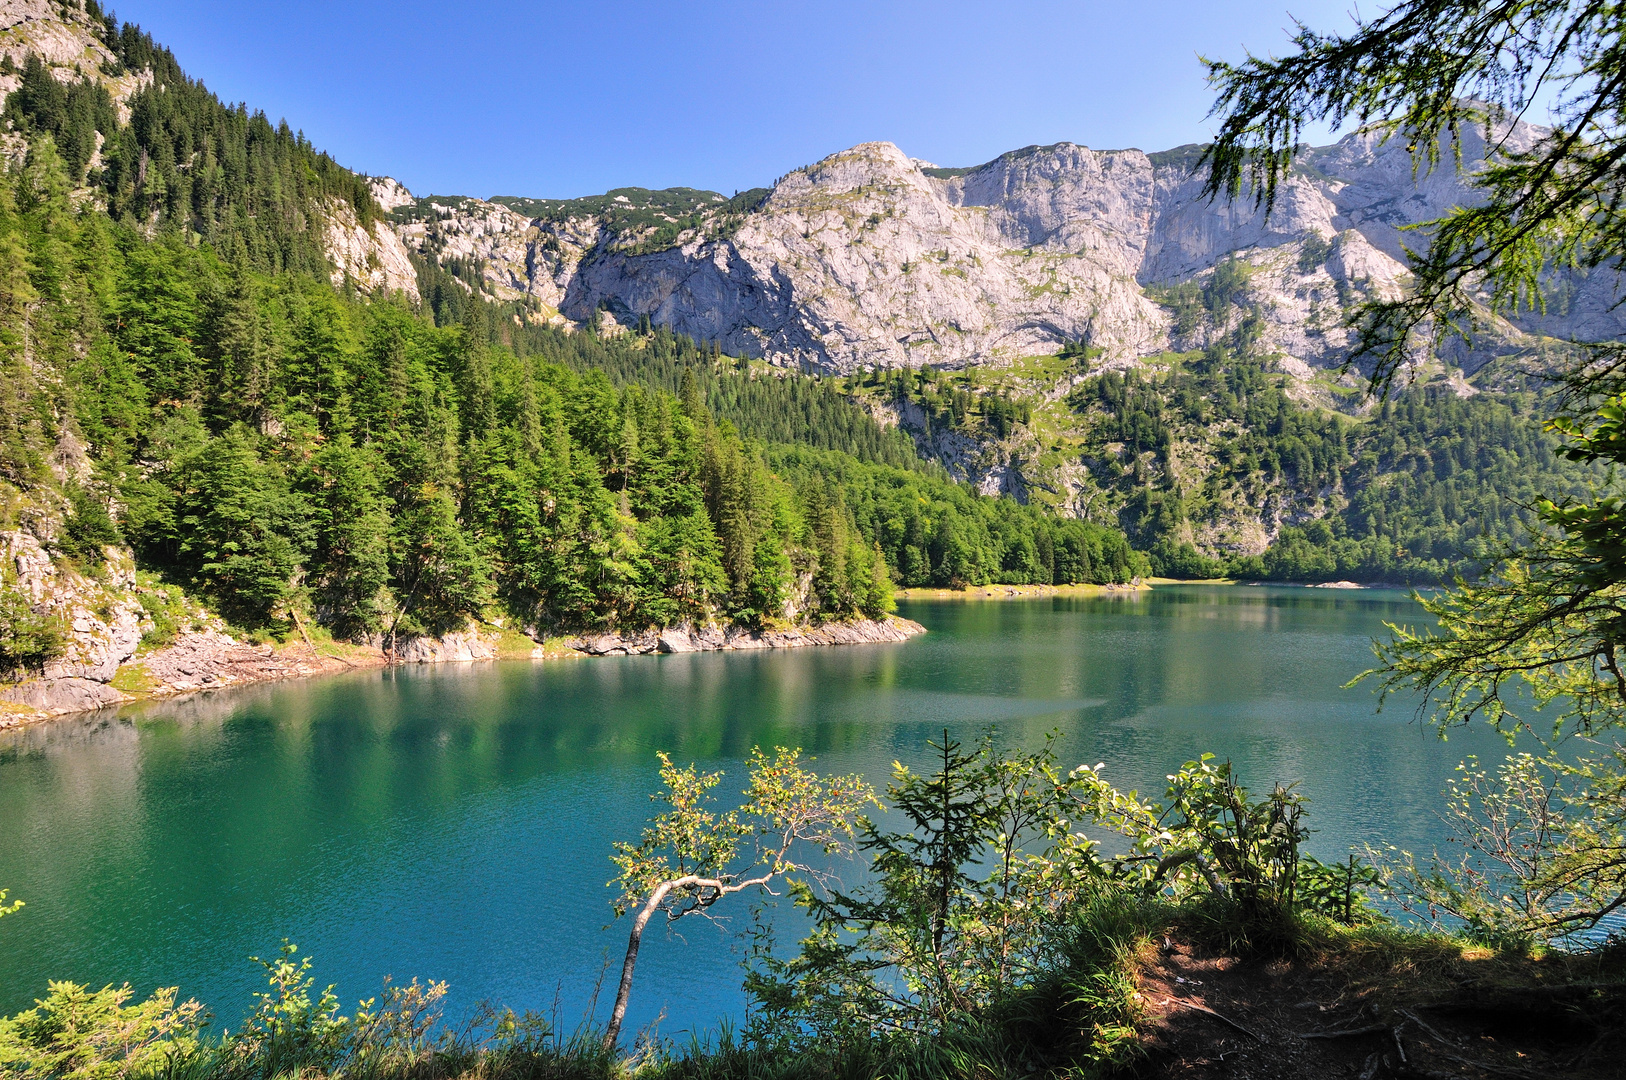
top-left (767, 447), bottom-right (1144, 587)
top-left (1071, 358), bottom-right (1594, 582)
top-left (515, 319), bottom-right (926, 471)
top-left (0, 133), bottom-right (1142, 653)
top-left (1, 1), bottom-right (377, 275)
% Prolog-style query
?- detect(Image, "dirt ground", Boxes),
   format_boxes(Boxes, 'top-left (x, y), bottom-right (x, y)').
top-left (1136, 938), bottom-right (1621, 1079)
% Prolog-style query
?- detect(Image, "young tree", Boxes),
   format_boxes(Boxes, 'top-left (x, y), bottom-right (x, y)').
top-left (750, 733), bottom-right (1100, 1038)
top-left (602, 748), bottom-right (874, 1051)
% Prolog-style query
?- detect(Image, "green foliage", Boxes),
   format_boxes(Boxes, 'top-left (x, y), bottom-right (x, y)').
top-left (1073, 754), bottom-right (1315, 954)
top-left (134, 577), bottom-right (188, 650)
top-left (1201, 0), bottom-right (1626, 393)
top-left (748, 735), bottom-right (1384, 1068)
top-left (1204, 0), bottom-right (1626, 958)
top-left (746, 732), bottom-right (1125, 1051)
top-left (770, 445), bottom-right (1146, 588)
top-left (0, 54), bottom-right (116, 183)
top-left (1297, 231), bottom-right (1332, 273)
top-left (874, 365), bottom-right (1032, 442)
top-left (0, 572), bottom-right (65, 681)
top-left (0, 980), bottom-right (205, 1079)
top-left (1367, 395), bottom-right (1626, 946)
top-left (1071, 357), bottom-right (1592, 582)
top-left (486, 186), bottom-right (770, 253)
top-left (55, 484), bottom-right (123, 566)
top-left (2, 15), bottom-right (378, 277)
top-left (1373, 751), bottom-right (1626, 947)
top-left (512, 322), bottom-right (924, 472)
top-left (1298, 855), bottom-right (1384, 927)
top-left (604, 748), bottom-right (875, 1049)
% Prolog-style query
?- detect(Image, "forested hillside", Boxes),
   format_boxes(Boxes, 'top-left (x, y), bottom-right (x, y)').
top-left (0, 0), bottom-right (1599, 699)
top-left (866, 345), bottom-right (1595, 584)
top-left (0, 2), bottom-right (377, 274)
top-left (0, 60), bottom-right (1143, 676)
top-left (1068, 360), bottom-right (1594, 583)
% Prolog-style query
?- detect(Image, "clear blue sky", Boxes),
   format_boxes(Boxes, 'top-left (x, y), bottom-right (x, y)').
top-left (117, 0), bottom-right (1360, 200)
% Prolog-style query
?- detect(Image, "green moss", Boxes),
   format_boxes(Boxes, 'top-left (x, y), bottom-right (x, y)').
top-left (108, 662), bottom-right (155, 694)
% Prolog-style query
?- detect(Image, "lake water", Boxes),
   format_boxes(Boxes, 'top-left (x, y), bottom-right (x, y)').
top-left (0, 586), bottom-right (1505, 1039)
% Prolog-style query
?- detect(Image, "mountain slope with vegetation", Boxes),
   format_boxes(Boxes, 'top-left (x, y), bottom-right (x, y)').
top-left (0, 1), bottom-right (1145, 719)
top-left (0, 0), bottom-right (1609, 724)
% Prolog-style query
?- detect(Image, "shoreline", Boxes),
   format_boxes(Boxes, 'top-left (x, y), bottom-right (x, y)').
top-left (893, 581), bottom-right (1150, 601)
top-left (0, 615), bottom-right (927, 733)
top-left (888, 577), bottom-right (1424, 603)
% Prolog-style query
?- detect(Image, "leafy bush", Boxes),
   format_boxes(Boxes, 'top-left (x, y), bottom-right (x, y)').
top-left (0, 981), bottom-right (204, 1078)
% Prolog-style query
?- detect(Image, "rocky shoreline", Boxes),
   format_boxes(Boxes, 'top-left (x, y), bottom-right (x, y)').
top-left (2, 510), bottom-right (930, 731)
top-left (893, 581), bottom-right (1148, 601)
top-left (0, 609), bottom-right (927, 731)
top-left (571, 615), bottom-right (926, 656)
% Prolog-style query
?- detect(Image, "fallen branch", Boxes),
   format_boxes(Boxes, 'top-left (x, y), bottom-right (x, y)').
top-left (1301, 1023), bottom-right (1389, 1040)
top-left (1396, 1007), bottom-right (1457, 1047)
top-left (1159, 996), bottom-right (1261, 1041)
top-left (1425, 1051), bottom-right (1557, 1080)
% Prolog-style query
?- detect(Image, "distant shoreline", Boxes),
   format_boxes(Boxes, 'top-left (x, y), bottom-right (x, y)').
top-left (893, 578), bottom-right (1422, 600)
top-left (893, 582), bottom-right (1150, 601)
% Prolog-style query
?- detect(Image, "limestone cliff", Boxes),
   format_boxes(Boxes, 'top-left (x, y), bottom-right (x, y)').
top-left (389, 119), bottom-right (1621, 378)
top-left (323, 194), bottom-right (420, 301)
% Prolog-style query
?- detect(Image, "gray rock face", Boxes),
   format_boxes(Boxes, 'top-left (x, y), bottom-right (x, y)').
top-left (389, 121), bottom-right (1621, 377)
top-left (2, 528), bottom-right (142, 687)
top-left (571, 617), bottom-right (926, 656)
top-left (394, 628), bottom-right (499, 663)
top-left (323, 196), bottom-right (420, 301)
top-left (2, 676), bottom-right (125, 714)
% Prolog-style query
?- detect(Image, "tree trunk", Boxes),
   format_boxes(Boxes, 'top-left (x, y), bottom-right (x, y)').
top-left (602, 882), bottom-right (671, 1051)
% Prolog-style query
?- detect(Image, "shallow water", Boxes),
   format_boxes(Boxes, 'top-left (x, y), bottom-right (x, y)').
top-left (0, 585), bottom-right (1504, 1039)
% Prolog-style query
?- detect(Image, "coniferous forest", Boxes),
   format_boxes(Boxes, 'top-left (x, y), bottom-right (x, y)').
top-left (0, 54), bottom-right (1144, 649)
top-left (0, 0), bottom-right (1599, 659)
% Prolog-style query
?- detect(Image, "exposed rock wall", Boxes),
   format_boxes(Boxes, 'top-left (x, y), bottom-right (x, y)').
top-left (323, 197), bottom-right (421, 300)
top-left (390, 119), bottom-right (1622, 377)
top-left (1, 529), bottom-right (142, 716)
top-left (571, 615), bottom-right (926, 656)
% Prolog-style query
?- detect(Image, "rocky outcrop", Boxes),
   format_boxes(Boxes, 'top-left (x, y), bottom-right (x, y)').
top-left (571, 616), bottom-right (926, 656)
top-left (0, 0), bottom-right (151, 126)
top-left (391, 116), bottom-right (1620, 379)
top-left (1, 529), bottom-right (142, 717)
top-left (132, 629), bottom-right (382, 695)
top-left (323, 196), bottom-right (420, 301)
top-left (393, 627), bottom-right (499, 663)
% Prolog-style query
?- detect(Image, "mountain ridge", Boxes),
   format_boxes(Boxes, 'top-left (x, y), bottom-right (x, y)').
top-left (374, 122), bottom-right (1622, 379)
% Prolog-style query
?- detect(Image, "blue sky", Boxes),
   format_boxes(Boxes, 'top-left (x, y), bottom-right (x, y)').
top-left (118, 0), bottom-right (1361, 200)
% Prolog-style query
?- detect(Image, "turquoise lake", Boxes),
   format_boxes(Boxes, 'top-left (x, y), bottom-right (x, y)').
top-left (0, 586), bottom-right (1505, 1040)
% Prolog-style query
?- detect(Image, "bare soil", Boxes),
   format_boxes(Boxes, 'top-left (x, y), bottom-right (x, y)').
top-left (1136, 938), bottom-right (1623, 1079)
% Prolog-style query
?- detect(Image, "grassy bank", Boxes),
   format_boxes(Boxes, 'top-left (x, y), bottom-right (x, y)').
top-left (2, 897), bottom-right (1619, 1079)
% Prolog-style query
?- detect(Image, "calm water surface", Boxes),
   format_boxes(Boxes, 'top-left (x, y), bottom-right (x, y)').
top-left (0, 586), bottom-right (1503, 1038)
